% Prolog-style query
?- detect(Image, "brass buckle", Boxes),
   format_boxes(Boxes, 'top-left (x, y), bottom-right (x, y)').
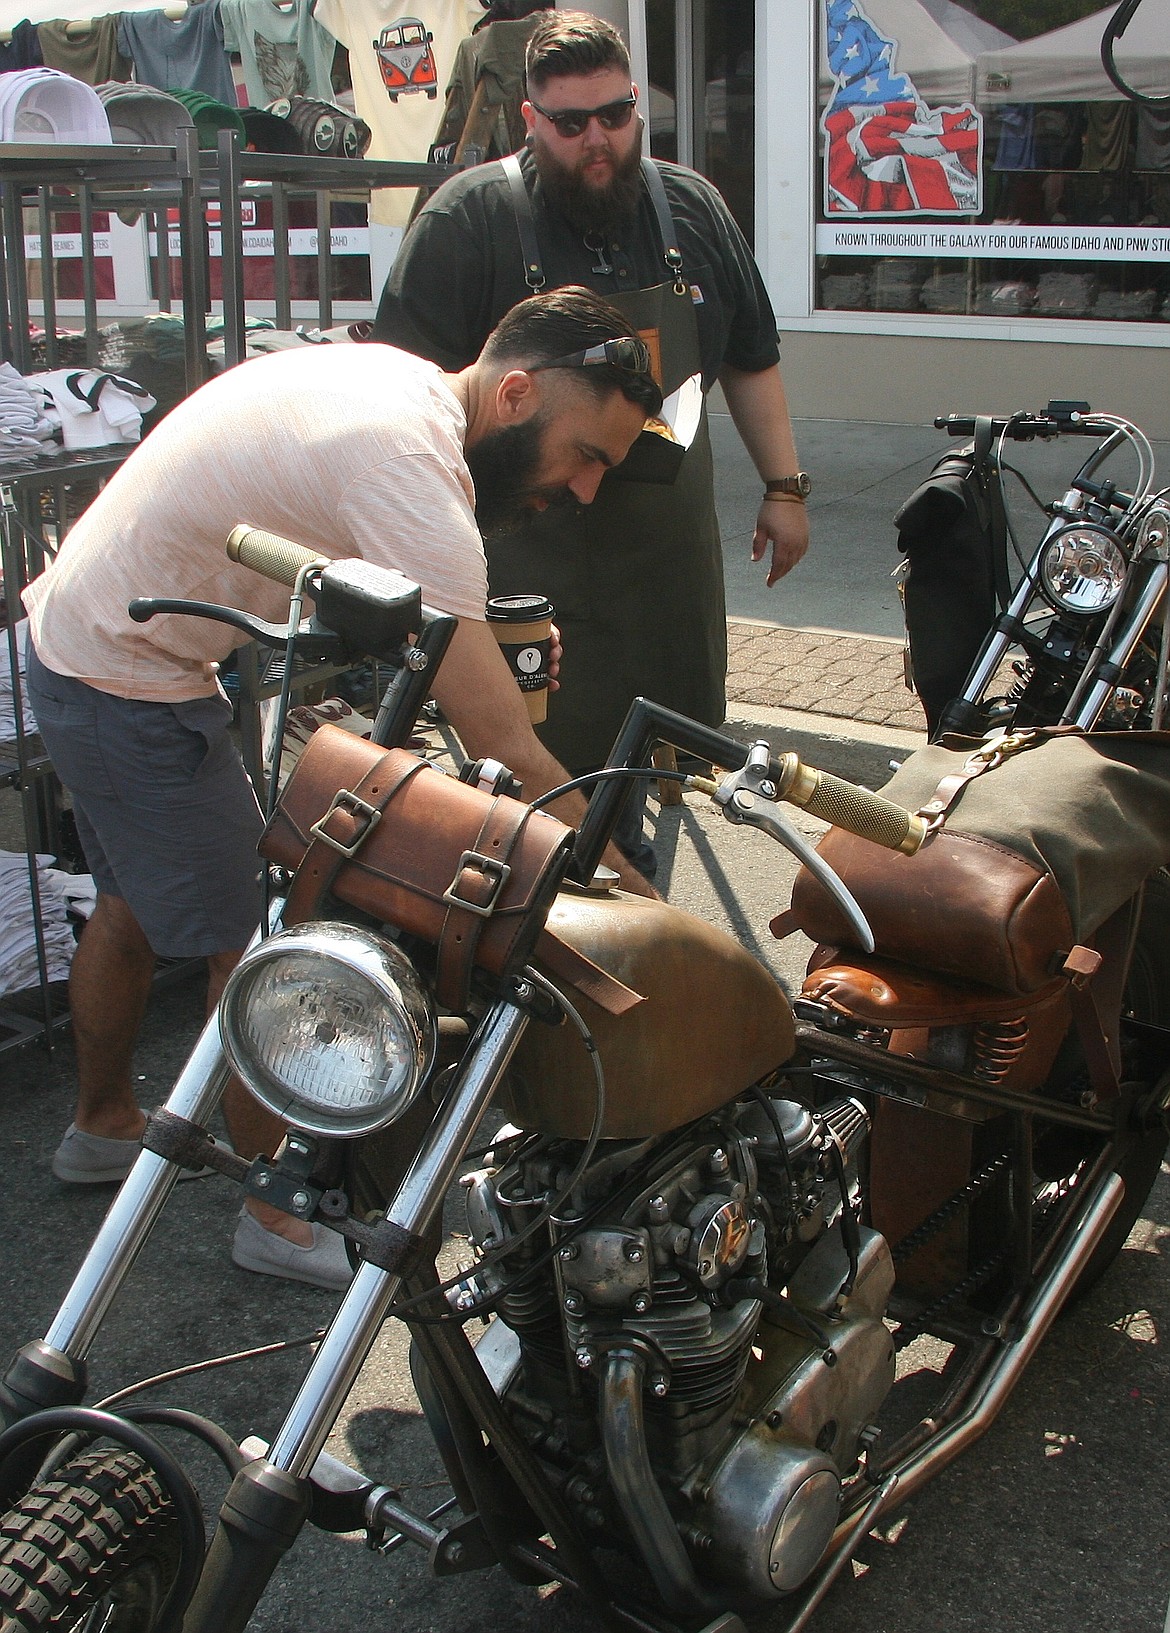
top-left (964, 728), bottom-right (1038, 776)
top-left (443, 851), bottom-right (512, 917)
top-left (308, 788), bottom-right (383, 858)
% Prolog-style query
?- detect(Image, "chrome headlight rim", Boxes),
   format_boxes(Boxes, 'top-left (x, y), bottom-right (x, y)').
top-left (1038, 523), bottom-right (1128, 616)
top-left (219, 922), bottom-right (436, 1139)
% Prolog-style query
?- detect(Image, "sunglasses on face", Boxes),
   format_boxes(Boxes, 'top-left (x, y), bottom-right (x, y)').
top-left (528, 95), bottom-right (637, 139)
top-left (526, 336), bottom-right (653, 377)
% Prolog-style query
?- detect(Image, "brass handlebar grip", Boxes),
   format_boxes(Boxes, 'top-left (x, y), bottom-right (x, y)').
top-left (225, 524), bottom-right (328, 588)
top-left (777, 755), bottom-right (927, 855)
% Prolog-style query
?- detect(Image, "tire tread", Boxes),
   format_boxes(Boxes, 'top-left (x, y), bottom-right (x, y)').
top-left (0, 1448), bottom-right (177, 1632)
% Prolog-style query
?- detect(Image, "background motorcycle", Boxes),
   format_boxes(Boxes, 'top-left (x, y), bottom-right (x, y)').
top-left (898, 402), bottom-right (1170, 741)
top-left (0, 529), bottom-right (1166, 1633)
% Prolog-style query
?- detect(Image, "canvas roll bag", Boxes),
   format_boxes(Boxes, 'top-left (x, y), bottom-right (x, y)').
top-left (779, 728), bottom-right (1170, 997)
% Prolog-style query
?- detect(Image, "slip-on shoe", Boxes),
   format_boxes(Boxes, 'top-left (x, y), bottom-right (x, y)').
top-left (231, 1209), bottom-right (355, 1292)
top-left (51, 1123), bottom-right (220, 1185)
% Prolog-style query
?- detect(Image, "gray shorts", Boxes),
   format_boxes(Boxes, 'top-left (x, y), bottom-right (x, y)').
top-left (26, 645), bottom-right (264, 959)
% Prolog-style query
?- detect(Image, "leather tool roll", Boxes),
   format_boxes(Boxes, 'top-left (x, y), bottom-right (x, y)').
top-left (261, 725), bottom-right (575, 1011)
top-left (781, 728), bottom-right (1170, 997)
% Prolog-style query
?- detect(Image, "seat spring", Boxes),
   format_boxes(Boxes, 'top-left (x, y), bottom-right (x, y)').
top-left (971, 1016), bottom-right (1029, 1083)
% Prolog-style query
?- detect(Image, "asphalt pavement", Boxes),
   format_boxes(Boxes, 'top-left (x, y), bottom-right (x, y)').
top-left (1, 412), bottom-right (1168, 1633)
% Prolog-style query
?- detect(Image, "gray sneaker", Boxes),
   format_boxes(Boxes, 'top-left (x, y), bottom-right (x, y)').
top-left (52, 1123), bottom-right (218, 1185)
top-left (231, 1209), bottom-right (355, 1291)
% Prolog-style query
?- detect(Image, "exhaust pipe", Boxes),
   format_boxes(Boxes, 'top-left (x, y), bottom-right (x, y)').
top-left (833, 1169), bottom-right (1124, 1539)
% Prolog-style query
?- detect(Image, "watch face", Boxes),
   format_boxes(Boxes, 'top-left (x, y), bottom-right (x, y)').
top-left (796, 471), bottom-right (812, 496)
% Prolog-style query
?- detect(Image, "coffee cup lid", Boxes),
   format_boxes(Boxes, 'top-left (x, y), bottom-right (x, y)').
top-left (485, 594), bottom-right (554, 622)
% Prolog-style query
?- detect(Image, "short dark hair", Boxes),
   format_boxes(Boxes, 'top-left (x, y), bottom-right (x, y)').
top-left (525, 10), bottom-right (630, 94)
top-left (481, 286), bottom-right (662, 416)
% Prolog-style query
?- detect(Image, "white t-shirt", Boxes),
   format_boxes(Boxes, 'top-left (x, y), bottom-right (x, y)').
top-left (311, 0), bottom-right (478, 225)
top-left (24, 344), bottom-right (486, 702)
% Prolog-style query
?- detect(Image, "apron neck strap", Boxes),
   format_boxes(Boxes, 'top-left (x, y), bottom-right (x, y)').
top-left (502, 152), bottom-right (546, 290)
top-left (501, 152), bottom-right (688, 296)
top-left (639, 157), bottom-right (687, 295)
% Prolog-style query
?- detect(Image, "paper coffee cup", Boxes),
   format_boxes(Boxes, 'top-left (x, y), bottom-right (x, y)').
top-left (485, 594), bottom-right (554, 723)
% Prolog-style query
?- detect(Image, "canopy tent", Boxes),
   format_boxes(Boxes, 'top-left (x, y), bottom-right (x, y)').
top-left (977, 1), bottom-right (1170, 104)
top-left (1, 0), bottom-right (187, 24)
top-left (819, 0), bottom-right (984, 107)
top-left (917, 0), bottom-right (1014, 57)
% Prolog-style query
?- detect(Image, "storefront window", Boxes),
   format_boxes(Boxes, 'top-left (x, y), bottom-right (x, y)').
top-left (645, 0), bottom-right (756, 240)
top-left (815, 0), bottom-right (1170, 323)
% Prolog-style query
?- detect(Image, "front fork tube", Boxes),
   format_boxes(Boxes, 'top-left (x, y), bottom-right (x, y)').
top-left (182, 996), bottom-right (531, 1633)
top-left (0, 1011), bottom-right (233, 1450)
top-left (1063, 562), bottom-right (1167, 727)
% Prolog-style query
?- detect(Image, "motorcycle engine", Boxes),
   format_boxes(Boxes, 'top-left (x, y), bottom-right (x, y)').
top-left (460, 1092), bottom-right (896, 1600)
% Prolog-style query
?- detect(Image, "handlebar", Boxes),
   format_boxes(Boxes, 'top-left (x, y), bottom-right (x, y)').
top-left (226, 524), bottom-right (328, 587)
top-left (933, 404), bottom-right (1115, 441)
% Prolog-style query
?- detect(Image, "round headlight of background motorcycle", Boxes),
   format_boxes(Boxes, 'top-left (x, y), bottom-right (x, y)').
top-left (1039, 525), bottom-right (1127, 615)
top-left (219, 924), bottom-right (436, 1137)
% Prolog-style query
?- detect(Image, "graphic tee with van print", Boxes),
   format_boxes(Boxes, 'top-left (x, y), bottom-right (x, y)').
top-left (312, 0), bottom-right (479, 225)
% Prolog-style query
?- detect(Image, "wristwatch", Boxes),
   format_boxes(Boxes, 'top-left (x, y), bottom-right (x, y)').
top-left (764, 472), bottom-right (812, 498)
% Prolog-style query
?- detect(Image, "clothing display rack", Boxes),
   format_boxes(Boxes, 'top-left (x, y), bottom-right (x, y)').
top-left (0, 134), bottom-right (445, 1049)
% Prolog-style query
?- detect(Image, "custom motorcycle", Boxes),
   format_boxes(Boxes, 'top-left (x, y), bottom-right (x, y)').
top-left (899, 401), bottom-right (1170, 739)
top-left (0, 523), bottom-right (1167, 1633)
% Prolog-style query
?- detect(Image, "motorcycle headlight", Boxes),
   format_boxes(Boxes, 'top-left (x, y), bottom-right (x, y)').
top-left (219, 923), bottom-right (436, 1138)
top-left (1039, 525), bottom-right (1127, 615)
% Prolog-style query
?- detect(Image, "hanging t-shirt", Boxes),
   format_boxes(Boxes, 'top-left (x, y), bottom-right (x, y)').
top-left (311, 0), bottom-right (479, 225)
top-left (117, 7), bottom-right (236, 105)
top-left (0, 20), bottom-right (42, 74)
top-left (220, 0), bottom-right (335, 106)
top-left (36, 17), bottom-right (131, 86)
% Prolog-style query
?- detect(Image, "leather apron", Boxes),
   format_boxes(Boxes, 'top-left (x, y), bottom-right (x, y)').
top-left (485, 161), bottom-right (725, 772)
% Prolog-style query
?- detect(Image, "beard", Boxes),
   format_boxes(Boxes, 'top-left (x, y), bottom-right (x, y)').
top-left (465, 415), bottom-right (569, 538)
top-left (533, 124), bottom-right (643, 238)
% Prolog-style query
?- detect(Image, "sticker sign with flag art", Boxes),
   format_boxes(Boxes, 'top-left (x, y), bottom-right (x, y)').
top-left (821, 0), bottom-right (983, 216)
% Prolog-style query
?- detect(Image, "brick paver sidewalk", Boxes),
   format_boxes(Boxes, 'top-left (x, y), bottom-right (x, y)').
top-left (726, 620), bottom-right (926, 732)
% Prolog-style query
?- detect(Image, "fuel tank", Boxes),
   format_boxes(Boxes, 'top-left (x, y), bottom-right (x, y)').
top-left (503, 887), bottom-right (795, 1139)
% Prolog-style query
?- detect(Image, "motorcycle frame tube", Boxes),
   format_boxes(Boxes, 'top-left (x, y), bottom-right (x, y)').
top-left (1063, 561), bottom-right (1168, 727)
top-left (796, 1026), bottom-right (1113, 1133)
top-left (832, 1168), bottom-right (1123, 1540)
top-left (265, 996), bottom-right (529, 1478)
top-left (43, 1010), bottom-right (233, 1361)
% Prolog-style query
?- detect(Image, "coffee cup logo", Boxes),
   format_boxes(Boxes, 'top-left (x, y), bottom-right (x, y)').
top-left (485, 594), bottom-right (554, 724)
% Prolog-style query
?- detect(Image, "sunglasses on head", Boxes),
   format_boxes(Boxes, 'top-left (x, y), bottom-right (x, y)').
top-left (526, 336), bottom-right (653, 378)
top-left (528, 95), bottom-right (637, 139)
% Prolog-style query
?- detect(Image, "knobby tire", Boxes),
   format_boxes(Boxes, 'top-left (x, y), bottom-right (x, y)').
top-left (0, 1447), bottom-right (181, 1633)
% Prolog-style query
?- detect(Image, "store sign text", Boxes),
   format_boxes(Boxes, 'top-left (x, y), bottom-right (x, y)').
top-left (817, 223), bottom-right (1170, 263)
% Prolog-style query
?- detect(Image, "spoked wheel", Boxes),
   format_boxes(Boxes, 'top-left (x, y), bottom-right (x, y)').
top-left (0, 1448), bottom-right (181, 1633)
top-left (1034, 869), bottom-right (1170, 1304)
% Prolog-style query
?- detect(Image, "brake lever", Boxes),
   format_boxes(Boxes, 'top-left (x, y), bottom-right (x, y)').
top-left (709, 743), bottom-right (876, 954)
top-left (128, 597), bottom-right (347, 658)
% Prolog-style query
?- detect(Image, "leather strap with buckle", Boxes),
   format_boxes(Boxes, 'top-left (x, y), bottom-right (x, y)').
top-left (284, 754), bottom-right (427, 926)
top-left (437, 796), bottom-right (529, 1010)
top-left (308, 787), bottom-right (384, 858)
top-left (918, 729), bottom-right (1043, 833)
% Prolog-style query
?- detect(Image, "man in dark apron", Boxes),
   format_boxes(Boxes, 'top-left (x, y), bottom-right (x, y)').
top-left (375, 10), bottom-right (809, 874)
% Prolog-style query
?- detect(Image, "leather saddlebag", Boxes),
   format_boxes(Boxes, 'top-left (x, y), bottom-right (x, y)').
top-left (260, 724), bottom-right (576, 1010)
top-left (783, 728), bottom-right (1170, 996)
